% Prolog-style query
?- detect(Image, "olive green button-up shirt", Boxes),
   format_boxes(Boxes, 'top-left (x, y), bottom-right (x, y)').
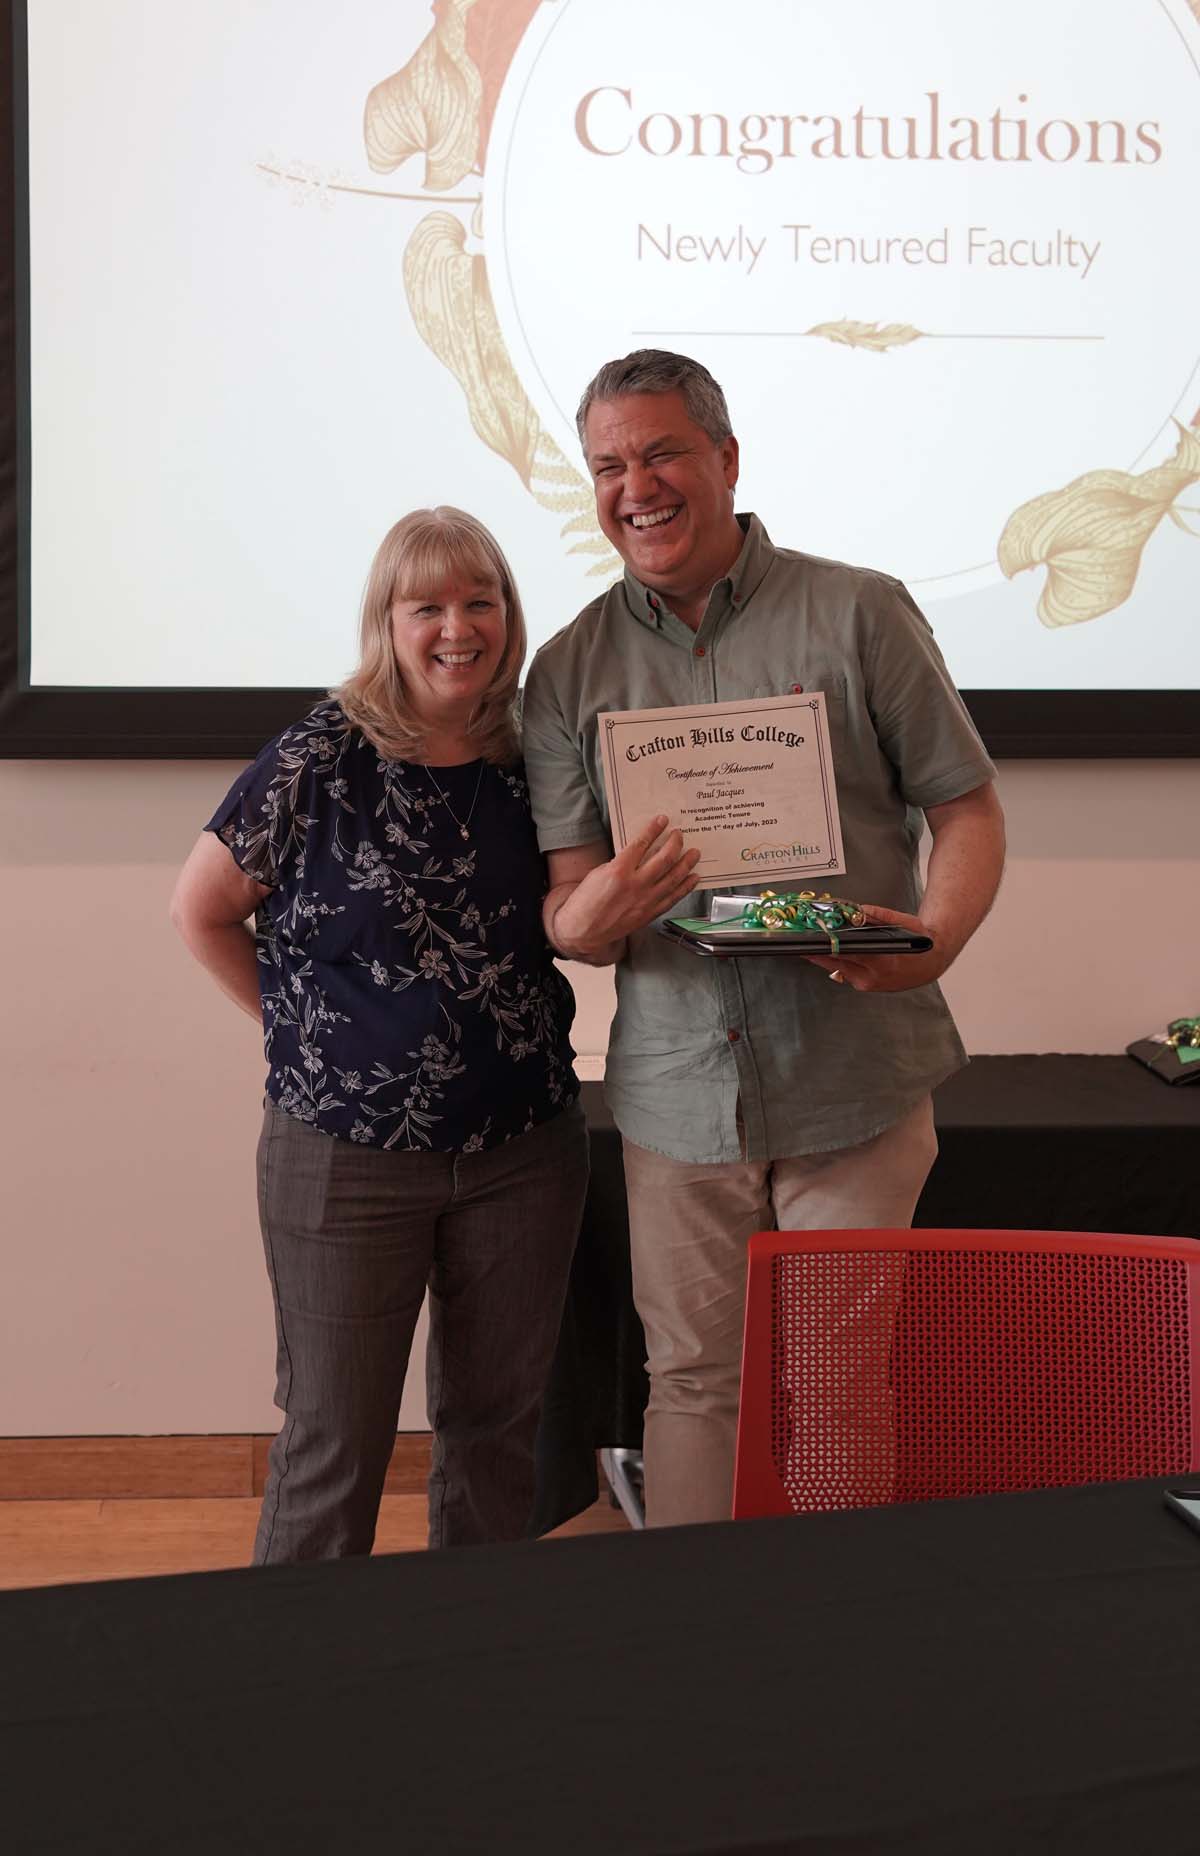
top-left (522, 515), bottom-right (996, 1164)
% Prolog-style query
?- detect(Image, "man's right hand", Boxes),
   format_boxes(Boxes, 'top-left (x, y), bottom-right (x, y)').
top-left (545, 818), bottom-right (701, 964)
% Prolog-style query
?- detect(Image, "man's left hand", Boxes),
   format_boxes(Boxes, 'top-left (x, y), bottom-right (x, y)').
top-left (804, 902), bottom-right (952, 993)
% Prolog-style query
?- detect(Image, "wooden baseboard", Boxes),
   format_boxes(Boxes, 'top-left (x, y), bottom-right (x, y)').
top-left (0, 1433), bottom-right (433, 1501)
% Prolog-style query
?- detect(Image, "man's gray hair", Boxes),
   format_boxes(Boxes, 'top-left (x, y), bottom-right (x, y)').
top-left (575, 349), bottom-right (733, 450)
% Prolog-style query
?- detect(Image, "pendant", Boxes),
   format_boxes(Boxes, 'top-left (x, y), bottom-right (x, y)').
top-left (460, 826), bottom-right (470, 840)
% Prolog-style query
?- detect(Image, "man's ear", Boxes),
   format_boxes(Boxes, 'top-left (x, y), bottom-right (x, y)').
top-left (721, 434), bottom-right (739, 490)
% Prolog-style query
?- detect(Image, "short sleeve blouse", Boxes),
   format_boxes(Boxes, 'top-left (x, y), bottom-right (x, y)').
top-left (206, 700), bottom-right (578, 1153)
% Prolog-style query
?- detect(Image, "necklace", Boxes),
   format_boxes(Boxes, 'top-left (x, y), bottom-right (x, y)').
top-left (423, 761), bottom-right (485, 841)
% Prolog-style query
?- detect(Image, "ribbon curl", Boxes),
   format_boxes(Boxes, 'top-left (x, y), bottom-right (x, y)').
top-left (737, 889), bottom-right (867, 956)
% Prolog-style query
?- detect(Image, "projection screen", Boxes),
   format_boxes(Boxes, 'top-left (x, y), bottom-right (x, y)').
top-left (2, 0), bottom-right (1198, 755)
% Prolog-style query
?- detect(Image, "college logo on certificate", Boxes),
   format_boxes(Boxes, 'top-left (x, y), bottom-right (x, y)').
top-left (598, 693), bottom-right (846, 889)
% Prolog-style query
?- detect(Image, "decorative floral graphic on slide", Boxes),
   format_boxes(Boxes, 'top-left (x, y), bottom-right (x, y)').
top-left (361, 0), bottom-right (620, 579)
top-left (799, 305), bottom-right (1200, 633)
top-left (991, 0), bottom-right (1200, 628)
top-left (802, 321), bottom-right (924, 353)
top-left (998, 418), bottom-right (1200, 627)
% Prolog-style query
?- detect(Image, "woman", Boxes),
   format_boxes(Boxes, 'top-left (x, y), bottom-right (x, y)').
top-left (170, 508), bottom-right (588, 1559)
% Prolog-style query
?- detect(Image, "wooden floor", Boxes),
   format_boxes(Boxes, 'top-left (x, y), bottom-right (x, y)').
top-left (0, 1494), bottom-right (631, 1591)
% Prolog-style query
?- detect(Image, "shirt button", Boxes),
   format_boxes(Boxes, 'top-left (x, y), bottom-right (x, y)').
top-left (727, 1028), bottom-right (740, 1043)
top-left (693, 645), bottom-right (706, 658)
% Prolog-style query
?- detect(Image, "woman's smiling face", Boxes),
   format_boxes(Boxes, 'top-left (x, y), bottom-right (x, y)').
top-left (389, 575), bottom-right (507, 727)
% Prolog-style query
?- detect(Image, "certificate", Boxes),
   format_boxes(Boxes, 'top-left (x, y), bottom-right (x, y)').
top-left (598, 693), bottom-right (845, 890)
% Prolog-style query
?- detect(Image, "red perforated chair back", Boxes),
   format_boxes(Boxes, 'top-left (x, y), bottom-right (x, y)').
top-left (733, 1229), bottom-right (1200, 1519)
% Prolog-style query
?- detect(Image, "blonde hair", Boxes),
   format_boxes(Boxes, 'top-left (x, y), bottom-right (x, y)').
top-left (335, 507), bottom-right (526, 765)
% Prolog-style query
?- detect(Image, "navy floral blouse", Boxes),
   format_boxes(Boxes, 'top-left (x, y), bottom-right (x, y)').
top-left (207, 700), bottom-right (578, 1153)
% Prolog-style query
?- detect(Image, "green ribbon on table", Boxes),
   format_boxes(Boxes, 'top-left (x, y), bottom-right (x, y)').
top-left (737, 889), bottom-right (867, 956)
top-left (1165, 1016), bottom-right (1200, 1065)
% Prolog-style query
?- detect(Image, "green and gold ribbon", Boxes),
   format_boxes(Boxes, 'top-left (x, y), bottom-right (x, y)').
top-left (737, 888), bottom-right (867, 955)
top-left (1165, 1016), bottom-right (1200, 1050)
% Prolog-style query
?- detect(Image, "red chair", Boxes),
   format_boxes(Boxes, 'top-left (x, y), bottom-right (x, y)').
top-left (732, 1229), bottom-right (1200, 1520)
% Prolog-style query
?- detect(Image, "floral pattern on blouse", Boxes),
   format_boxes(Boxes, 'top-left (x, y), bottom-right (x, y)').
top-left (207, 700), bottom-right (578, 1152)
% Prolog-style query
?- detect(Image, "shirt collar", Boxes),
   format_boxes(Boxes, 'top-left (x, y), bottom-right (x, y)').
top-left (621, 513), bottom-right (776, 629)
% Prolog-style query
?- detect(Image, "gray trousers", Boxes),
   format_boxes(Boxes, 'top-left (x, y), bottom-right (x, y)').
top-left (253, 1098), bottom-right (589, 1561)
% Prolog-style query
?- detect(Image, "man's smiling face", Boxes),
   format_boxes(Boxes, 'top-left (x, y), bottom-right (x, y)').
top-left (583, 389), bottom-right (741, 609)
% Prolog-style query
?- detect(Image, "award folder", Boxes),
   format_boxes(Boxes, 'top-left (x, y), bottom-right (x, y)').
top-left (659, 916), bottom-right (933, 960)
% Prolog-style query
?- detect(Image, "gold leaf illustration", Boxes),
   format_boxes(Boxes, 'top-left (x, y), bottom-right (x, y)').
top-left (559, 509), bottom-right (604, 536)
top-left (403, 214), bottom-right (621, 580)
top-left (997, 421), bottom-right (1200, 627)
top-left (364, 0), bottom-right (482, 192)
top-left (529, 434), bottom-right (622, 578)
top-left (805, 320), bottom-right (923, 352)
top-left (525, 459), bottom-right (581, 488)
top-left (403, 210), bottom-right (539, 481)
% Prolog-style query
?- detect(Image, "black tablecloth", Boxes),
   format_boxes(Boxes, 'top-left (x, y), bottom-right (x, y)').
top-left (915, 1053), bottom-right (1200, 1237)
top-left (5, 1478), bottom-right (1200, 1853)
top-left (532, 1057), bottom-right (1200, 1529)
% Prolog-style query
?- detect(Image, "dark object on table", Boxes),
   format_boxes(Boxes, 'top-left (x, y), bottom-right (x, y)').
top-left (734, 1227), bottom-right (1200, 1520)
top-left (6, 1480), bottom-right (1200, 1855)
top-left (1127, 1015), bottom-right (1200, 1085)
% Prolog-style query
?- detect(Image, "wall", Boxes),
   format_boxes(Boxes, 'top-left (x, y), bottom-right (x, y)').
top-left (2, 757), bottom-right (1198, 1435)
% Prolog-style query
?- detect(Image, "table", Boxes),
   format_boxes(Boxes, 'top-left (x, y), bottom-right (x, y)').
top-left (5, 1478), bottom-right (1200, 1853)
top-left (532, 1057), bottom-right (1200, 1531)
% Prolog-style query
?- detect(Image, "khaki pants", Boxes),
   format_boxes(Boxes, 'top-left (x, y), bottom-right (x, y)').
top-left (621, 1099), bottom-right (938, 1527)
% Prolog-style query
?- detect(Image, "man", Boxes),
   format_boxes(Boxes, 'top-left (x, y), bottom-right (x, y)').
top-left (522, 350), bottom-right (1005, 1526)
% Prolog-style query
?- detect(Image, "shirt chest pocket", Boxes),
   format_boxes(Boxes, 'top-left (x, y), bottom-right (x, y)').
top-left (751, 674), bottom-right (848, 755)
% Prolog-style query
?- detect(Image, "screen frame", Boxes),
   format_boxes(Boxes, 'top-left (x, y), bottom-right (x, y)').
top-left (1, 1), bottom-right (1197, 761)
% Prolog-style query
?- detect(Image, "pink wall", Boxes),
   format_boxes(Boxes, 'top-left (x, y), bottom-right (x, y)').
top-left (2, 757), bottom-right (1197, 1435)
